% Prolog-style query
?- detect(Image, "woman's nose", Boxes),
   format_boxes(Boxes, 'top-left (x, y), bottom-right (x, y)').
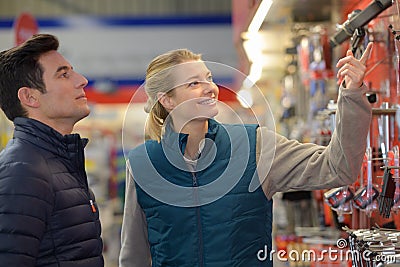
top-left (203, 81), bottom-right (217, 95)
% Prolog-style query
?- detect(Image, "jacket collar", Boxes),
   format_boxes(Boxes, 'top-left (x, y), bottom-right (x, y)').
top-left (13, 117), bottom-right (88, 158)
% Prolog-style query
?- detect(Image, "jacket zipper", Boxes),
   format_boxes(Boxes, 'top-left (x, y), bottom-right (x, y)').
top-left (76, 138), bottom-right (97, 214)
top-left (89, 199), bottom-right (97, 213)
top-left (192, 172), bottom-right (204, 267)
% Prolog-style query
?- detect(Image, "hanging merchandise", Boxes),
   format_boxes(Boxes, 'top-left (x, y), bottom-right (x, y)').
top-left (291, 26), bottom-right (335, 150)
top-left (329, 0), bottom-right (393, 48)
top-left (378, 165), bottom-right (396, 218)
top-left (392, 146), bottom-right (400, 213)
top-left (389, 24), bottom-right (400, 98)
top-left (297, 26), bottom-right (339, 148)
top-left (353, 148), bottom-right (379, 216)
top-left (324, 186), bottom-right (354, 222)
top-left (316, 0), bottom-right (400, 232)
top-left (344, 227), bottom-right (400, 266)
top-left (0, 113), bottom-right (13, 150)
top-left (309, 36), bottom-right (327, 117)
top-left (297, 36), bottom-right (310, 88)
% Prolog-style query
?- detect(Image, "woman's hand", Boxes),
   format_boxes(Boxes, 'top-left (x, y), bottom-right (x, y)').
top-left (336, 42), bottom-right (373, 89)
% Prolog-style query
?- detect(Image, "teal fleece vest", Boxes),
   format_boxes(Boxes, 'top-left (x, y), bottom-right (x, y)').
top-left (129, 119), bottom-right (273, 267)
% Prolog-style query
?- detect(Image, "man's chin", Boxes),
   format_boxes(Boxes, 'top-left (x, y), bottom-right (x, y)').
top-left (76, 109), bottom-right (90, 122)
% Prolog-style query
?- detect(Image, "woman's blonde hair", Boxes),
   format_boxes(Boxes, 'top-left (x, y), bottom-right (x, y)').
top-left (144, 49), bottom-right (202, 141)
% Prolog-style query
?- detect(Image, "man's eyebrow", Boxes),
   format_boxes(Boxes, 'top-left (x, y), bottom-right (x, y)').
top-left (54, 65), bottom-right (71, 76)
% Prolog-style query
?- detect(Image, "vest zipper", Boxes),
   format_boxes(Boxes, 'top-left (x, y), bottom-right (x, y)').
top-left (191, 172), bottom-right (204, 267)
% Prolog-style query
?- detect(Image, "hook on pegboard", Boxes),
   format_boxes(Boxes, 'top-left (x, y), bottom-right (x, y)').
top-left (389, 24), bottom-right (400, 40)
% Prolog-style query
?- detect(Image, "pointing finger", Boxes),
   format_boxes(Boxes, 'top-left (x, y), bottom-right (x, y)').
top-left (359, 42), bottom-right (373, 65)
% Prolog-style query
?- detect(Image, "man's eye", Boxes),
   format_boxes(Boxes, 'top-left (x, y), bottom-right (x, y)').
top-left (61, 72), bottom-right (69, 78)
top-left (207, 75), bottom-right (213, 82)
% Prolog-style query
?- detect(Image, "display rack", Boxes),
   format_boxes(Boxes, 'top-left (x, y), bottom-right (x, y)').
top-left (0, 112), bottom-right (13, 150)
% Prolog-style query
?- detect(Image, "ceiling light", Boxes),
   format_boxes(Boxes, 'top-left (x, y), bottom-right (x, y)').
top-left (247, 0), bottom-right (273, 33)
top-left (237, 89), bottom-right (254, 109)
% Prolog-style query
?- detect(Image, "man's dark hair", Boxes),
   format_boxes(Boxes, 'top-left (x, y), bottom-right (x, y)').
top-left (0, 34), bottom-right (59, 121)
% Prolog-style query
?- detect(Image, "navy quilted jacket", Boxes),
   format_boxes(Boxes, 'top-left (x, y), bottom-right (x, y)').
top-left (0, 117), bottom-right (104, 267)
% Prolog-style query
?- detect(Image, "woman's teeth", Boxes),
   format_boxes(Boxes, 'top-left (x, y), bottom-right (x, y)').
top-left (199, 99), bottom-right (215, 105)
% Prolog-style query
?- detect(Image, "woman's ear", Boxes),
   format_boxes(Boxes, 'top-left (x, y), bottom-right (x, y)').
top-left (17, 87), bottom-right (40, 108)
top-left (157, 92), bottom-right (175, 111)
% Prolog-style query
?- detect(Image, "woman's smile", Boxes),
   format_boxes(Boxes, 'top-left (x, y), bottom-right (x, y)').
top-left (197, 98), bottom-right (217, 105)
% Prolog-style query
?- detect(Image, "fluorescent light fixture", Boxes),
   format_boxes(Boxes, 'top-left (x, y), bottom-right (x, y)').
top-left (242, 34), bottom-right (263, 86)
top-left (238, 0), bottom-right (272, 106)
top-left (237, 89), bottom-right (254, 108)
top-left (248, 62), bottom-right (263, 84)
top-left (247, 0), bottom-right (273, 33)
top-left (237, 76), bottom-right (256, 108)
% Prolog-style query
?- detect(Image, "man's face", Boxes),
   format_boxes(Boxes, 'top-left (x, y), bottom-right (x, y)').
top-left (36, 50), bottom-right (90, 130)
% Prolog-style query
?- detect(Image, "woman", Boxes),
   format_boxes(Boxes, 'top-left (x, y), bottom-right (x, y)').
top-left (120, 44), bottom-right (373, 267)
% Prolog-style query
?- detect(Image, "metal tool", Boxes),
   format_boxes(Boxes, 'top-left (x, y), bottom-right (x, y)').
top-left (378, 166), bottom-right (395, 218)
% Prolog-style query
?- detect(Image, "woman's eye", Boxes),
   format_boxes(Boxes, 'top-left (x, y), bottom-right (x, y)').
top-left (188, 81), bottom-right (200, 87)
top-left (207, 75), bottom-right (213, 82)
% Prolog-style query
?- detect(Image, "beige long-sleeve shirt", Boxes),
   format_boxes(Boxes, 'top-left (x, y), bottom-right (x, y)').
top-left (119, 84), bottom-right (372, 267)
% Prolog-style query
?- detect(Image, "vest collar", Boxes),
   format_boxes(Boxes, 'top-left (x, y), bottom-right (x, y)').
top-left (162, 119), bottom-right (219, 155)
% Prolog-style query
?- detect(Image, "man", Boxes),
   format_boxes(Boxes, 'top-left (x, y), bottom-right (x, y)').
top-left (0, 34), bottom-right (103, 266)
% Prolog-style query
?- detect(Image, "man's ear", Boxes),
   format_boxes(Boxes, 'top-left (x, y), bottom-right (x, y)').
top-left (157, 92), bottom-right (174, 111)
top-left (17, 87), bottom-right (39, 108)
